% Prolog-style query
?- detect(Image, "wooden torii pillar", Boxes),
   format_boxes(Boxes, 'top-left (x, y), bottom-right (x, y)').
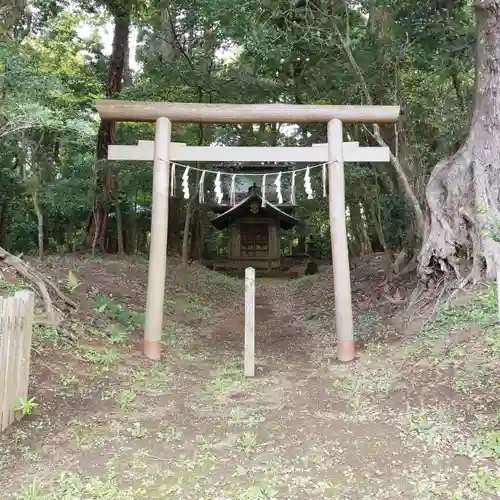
top-left (96, 100), bottom-right (400, 362)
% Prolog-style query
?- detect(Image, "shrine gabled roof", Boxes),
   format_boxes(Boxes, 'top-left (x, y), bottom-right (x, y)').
top-left (210, 192), bottom-right (300, 230)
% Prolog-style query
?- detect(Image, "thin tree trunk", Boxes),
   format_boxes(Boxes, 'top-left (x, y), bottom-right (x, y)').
top-left (348, 199), bottom-right (363, 256)
top-left (182, 167), bottom-right (201, 269)
top-left (92, 210), bottom-right (100, 257)
top-left (182, 121), bottom-right (205, 275)
top-left (359, 204), bottom-right (373, 255)
top-left (0, 198), bottom-right (8, 246)
top-left (115, 197), bottom-right (124, 257)
top-left (189, 207), bottom-right (200, 260)
top-left (114, 173), bottom-right (124, 256)
top-left (182, 194), bottom-right (197, 268)
top-left (32, 190), bottom-right (44, 261)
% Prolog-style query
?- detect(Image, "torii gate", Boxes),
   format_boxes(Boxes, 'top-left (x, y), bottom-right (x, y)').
top-left (96, 100), bottom-right (400, 363)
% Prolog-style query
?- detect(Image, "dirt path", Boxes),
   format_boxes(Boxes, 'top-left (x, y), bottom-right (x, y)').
top-left (1, 271), bottom-right (498, 499)
top-left (185, 279), bottom-right (439, 499)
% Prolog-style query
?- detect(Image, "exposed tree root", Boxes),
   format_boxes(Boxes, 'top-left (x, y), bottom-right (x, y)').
top-left (397, 256), bottom-right (418, 277)
top-left (0, 246), bottom-right (77, 327)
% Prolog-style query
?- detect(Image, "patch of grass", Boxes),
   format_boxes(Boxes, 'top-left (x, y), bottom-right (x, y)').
top-left (82, 346), bottom-right (119, 365)
top-left (93, 295), bottom-right (144, 331)
top-left (162, 321), bottom-right (199, 358)
top-left (127, 422), bottom-right (148, 439)
top-left (404, 284), bottom-right (500, 366)
top-left (205, 366), bottom-right (246, 397)
top-left (404, 407), bottom-right (459, 452)
top-left (0, 279), bottom-right (22, 294)
top-left (120, 361), bottom-right (173, 397)
top-left (60, 374), bottom-right (78, 389)
top-left (156, 426), bottom-right (183, 442)
top-left (0, 446), bottom-right (12, 471)
top-left (116, 389), bottom-right (137, 410)
top-left (229, 407), bottom-right (265, 427)
top-left (458, 430), bottom-right (500, 461)
top-left (331, 366), bottom-right (397, 400)
top-left (422, 284), bottom-right (498, 342)
top-left (453, 362), bottom-right (495, 395)
top-left (408, 288), bottom-right (500, 402)
top-left (237, 431), bottom-right (257, 454)
top-left (455, 467), bottom-right (500, 498)
top-left (354, 311), bottom-right (384, 340)
top-left (328, 365), bottom-right (400, 422)
top-left (105, 323), bottom-right (131, 344)
top-left (166, 294), bottom-right (211, 318)
top-left (485, 326), bottom-right (500, 356)
top-left (15, 471), bottom-right (140, 500)
top-left (183, 296), bottom-right (211, 316)
top-left (206, 270), bottom-right (241, 289)
top-left (33, 325), bottom-right (60, 344)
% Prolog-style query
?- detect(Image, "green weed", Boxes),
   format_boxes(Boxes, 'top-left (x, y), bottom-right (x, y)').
top-left (207, 271), bottom-right (241, 289)
top-left (127, 422), bottom-right (148, 439)
top-left (156, 427), bottom-right (183, 442)
top-left (93, 295), bottom-right (144, 331)
top-left (354, 311), bottom-right (384, 340)
top-left (105, 323), bottom-right (131, 344)
top-left (83, 347), bottom-right (118, 365)
top-left (116, 389), bottom-right (136, 410)
top-left (33, 325), bottom-right (59, 344)
top-left (458, 430), bottom-right (500, 461)
top-left (59, 374), bottom-right (78, 388)
top-left (457, 467), bottom-right (500, 498)
top-left (66, 270), bottom-right (83, 292)
top-left (0, 279), bottom-right (22, 294)
top-left (15, 471), bottom-right (138, 500)
top-left (432, 284), bottom-right (498, 330)
top-left (237, 431), bottom-right (257, 453)
top-left (183, 298), bottom-right (211, 316)
top-left (229, 408), bottom-right (265, 427)
top-left (13, 397), bottom-right (38, 416)
top-left (206, 367), bottom-right (245, 397)
top-left (13, 429), bottom-right (28, 445)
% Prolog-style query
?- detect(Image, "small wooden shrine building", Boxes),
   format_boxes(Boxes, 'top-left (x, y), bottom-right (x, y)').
top-left (210, 184), bottom-right (299, 271)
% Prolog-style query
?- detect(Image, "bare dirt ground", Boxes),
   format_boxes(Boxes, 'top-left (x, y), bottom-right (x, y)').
top-left (0, 253), bottom-right (499, 499)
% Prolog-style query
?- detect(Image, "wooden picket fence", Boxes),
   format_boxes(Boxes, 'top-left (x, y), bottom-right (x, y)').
top-left (0, 290), bottom-right (35, 432)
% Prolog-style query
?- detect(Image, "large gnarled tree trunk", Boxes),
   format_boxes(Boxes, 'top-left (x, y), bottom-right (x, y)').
top-left (419, 0), bottom-right (500, 283)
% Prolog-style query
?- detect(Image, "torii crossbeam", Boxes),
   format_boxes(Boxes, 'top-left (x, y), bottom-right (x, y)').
top-left (108, 140), bottom-right (390, 163)
top-left (96, 100), bottom-right (400, 363)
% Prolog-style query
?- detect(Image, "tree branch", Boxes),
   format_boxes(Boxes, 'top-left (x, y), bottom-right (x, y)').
top-left (332, 18), bottom-right (427, 240)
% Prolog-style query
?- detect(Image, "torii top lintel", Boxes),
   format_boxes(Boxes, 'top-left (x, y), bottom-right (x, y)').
top-left (96, 100), bottom-right (400, 124)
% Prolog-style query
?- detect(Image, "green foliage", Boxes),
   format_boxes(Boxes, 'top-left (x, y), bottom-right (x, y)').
top-left (433, 284), bottom-right (498, 328)
top-left (33, 325), bottom-right (60, 344)
top-left (0, 280), bottom-right (23, 294)
top-left (459, 431), bottom-right (500, 460)
top-left (13, 397), bottom-right (39, 416)
top-left (93, 295), bottom-right (144, 331)
top-left (83, 347), bottom-right (119, 365)
top-left (0, 0), bottom-right (478, 264)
